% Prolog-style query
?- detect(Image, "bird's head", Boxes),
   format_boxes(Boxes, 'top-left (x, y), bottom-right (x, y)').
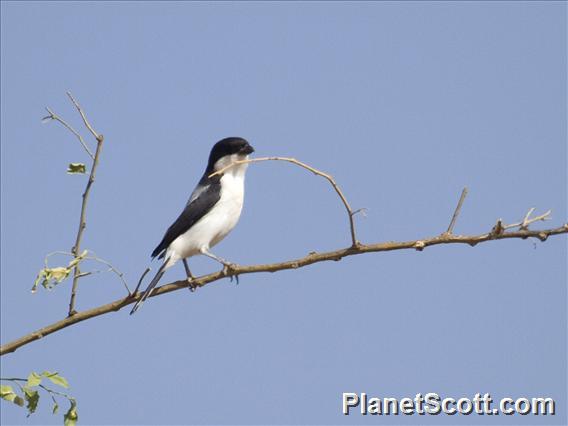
top-left (207, 137), bottom-right (254, 173)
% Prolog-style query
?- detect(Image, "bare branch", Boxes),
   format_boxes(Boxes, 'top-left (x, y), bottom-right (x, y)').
top-left (66, 95), bottom-right (104, 316)
top-left (445, 187), bottom-right (469, 235)
top-left (210, 156), bottom-right (361, 246)
top-left (2, 222), bottom-right (566, 356)
top-left (522, 207), bottom-right (536, 227)
top-left (44, 248), bottom-right (128, 295)
top-left (352, 208), bottom-right (368, 217)
top-left (8, 103), bottom-right (568, 357)
top-left (503, 208), bottom-right (552, 231)
top-left (1, 377), bottom-right (76, 407)
top-left (75, 271), bottom-right (99, 279)
top-left (85, 253), bottom-right (130, 295)
top-left (43, 107), bottom-right (94, 159)
top-left (491, 219), bottom-right (505, 236)
top-left (66, 92), bottom-right (102, 142)
top-left (45, 250), bottom-right (75, 259)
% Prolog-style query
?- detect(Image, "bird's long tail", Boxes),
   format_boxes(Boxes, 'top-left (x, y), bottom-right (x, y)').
top-left (130, 258), bottom-right (169, 315)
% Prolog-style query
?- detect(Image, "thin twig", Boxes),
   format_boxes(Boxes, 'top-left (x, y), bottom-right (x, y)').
top-left (38, 384), bottom-right (74, 401)
top-left (445, 187), bottom-right (469, 235)
top-left (1, 377), bottom-right (75, 405)
top-left (352, 208), bottom-right (368, 217)
top-left (42, 385), bottom-right (59, 409)
top-left (75, 271), bottom-right (98, 279)
top-left (85, 254), bottom-right (130, 294)
top-left (210, 156), bottom-right (360, 246)
top-left (45, 251), bottom-right (75, 259)
top-left (2, 222), bottom-right (566, 356)
top-left (522, 207), bottom-right (536, 227)
top-left (44, 251), bottom-right (129, 294)
top-left (67, 96), bottom-right (104, 316)
top-left (1, 377), bottom-right (26, 393)
top-left (66, 92), bottom-right (102, 142)
top-left (503, 208), bottom-right (551, 230)
top-left (43, 107), bottom-right (94, 159)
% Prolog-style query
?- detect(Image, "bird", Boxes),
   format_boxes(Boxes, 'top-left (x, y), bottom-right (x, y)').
top-left (130, 137), bottom-right (254, 314)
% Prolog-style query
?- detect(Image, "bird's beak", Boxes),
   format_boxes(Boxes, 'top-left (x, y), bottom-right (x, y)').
top-left (241, 144), bottom-right (254, 155)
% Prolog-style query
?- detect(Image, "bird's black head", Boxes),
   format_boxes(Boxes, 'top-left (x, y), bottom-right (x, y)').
top-left (206, 137), bottom-right (254, 172)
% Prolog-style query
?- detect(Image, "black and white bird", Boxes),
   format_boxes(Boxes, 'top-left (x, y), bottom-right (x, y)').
top-left (130, 137), bottom-right (254, 314)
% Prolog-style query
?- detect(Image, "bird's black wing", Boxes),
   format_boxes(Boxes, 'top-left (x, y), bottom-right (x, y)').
top-left (151, 176), bottom-right (222, 259)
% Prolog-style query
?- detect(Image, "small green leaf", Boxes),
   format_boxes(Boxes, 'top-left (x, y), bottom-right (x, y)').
top-left (31, 269), bottom-right (47, 293)
top-left (14, 395), bottom-right (25, 407)
top-left (67, 163), bottom-right (86, 174)
top-left (64, 400), bottom-right (78, 426)
top-left (32, 267), bottom-right (72, 292)
top-left (23, 388), bottom-right (39, 416)
top-left (42, 371), bottom-right (69, 389)
top-left (1, 385), bottom-right (19, 403)
top-left (1, 384), bottom-right (14, 397)
top-left (52, 401), bottom-right (59, 414)
top-left (48, 267), bottom-right (71, 283)
top-left (22, 387), bottom-right (35, 397)
top-left (26, 372), bottom-right (42, 387)
top-left (32, 250), bottom-right (89, 292)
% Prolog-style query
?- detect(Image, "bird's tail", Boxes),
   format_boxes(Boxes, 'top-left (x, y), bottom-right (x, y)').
top-left (130, 258), bottom-right (169, 315)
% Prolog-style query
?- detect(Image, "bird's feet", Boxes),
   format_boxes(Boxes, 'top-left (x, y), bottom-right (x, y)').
top-left (187, 277), bottom-right (198, 292)
top-left (222, 262), bottom-right (240, 285)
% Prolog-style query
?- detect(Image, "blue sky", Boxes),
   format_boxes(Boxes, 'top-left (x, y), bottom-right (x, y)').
top-left (1, 1), bottom-right (566, 425)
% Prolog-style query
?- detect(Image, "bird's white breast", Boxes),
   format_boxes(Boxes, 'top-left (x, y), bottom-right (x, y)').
top-left (209, 164), bottom-right (247, 246)
top-left (167, 158), bottom-right (248, 262)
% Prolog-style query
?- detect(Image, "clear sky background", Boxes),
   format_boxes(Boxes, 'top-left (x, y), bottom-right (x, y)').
top-left (1, 1), bottom-right (566, 425)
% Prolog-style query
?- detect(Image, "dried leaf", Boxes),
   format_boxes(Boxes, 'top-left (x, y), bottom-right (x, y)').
top-left (67, 163), bottom-right (86, 174)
